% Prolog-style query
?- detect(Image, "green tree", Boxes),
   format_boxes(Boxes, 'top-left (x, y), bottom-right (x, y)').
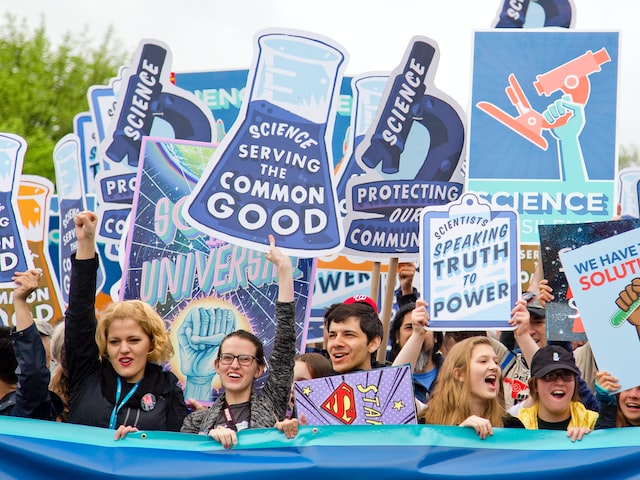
top-left (619, 143), bottom-right (640, 170)
top-left (0, 14), bottom-right (129, 182)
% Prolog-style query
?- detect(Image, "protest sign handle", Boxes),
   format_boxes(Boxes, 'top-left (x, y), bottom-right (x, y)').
top-left (377, 257), bottom-right (398, 365)
top-left (369, 262), bottom-right (380, 302)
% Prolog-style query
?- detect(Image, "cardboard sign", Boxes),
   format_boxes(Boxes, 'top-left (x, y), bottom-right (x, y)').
top-left (560, 227), bottom-right (640, 391)
top-left (96, 39), bottom-right (214, 254)
top-left (294, 365), bottom-right (416, 426)
top-left (467, 30), bottom-right (618, 245)
top-left (342, 37), bottom-right (466, 260)
top-left (0, 133), bottom-right (34, 288)
top-left (493, 0), bottom-right (575, 28)
top-left (420, 192), bottom-right (519, 330)
top-left (0, 176), bottom-right (63, 326)
top-left (183, 29), bottom-right (348, 257)
top-left (539, 219), bottom-right (640, 342)
top-left (53, 134), bottom-right (87, 305)
top-left (122, 137), bottom-right (315, 401)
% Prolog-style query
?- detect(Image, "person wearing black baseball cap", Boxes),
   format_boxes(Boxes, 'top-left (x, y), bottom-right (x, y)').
top-left (517, 345), bottom-right (598, 441)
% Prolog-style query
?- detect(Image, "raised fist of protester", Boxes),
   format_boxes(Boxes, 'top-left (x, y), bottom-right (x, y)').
top-left (537, 279), bottom-right (554, 306)
top-left (398, 262), bottom-right (416, 294)
top-left (74, 211), bottom-right (98, 259)
top-left (410, 299), bottom-right (430, 336)
top-left (12, 270), bottom-right (42, 303)
top-left (178, 305), bottom-right (236, 400)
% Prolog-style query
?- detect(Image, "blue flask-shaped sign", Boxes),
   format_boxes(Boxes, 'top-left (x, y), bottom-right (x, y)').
top-left (184, 30), bottom-right (348, 256)
top-left (54, 135), bottom-right (106, 302)
top-left (0, 134), bottom-right (34, 286)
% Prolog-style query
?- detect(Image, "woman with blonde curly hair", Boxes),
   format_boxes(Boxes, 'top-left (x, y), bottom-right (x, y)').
top-left (418, 335), bottom-right (524, 438)
top-left (65, 211), bottom-right (189, 439)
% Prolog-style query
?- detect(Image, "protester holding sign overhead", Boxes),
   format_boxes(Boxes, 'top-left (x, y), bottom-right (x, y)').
top-left (180, 235), bottom-right (296, 449)
top-left (65, 211), bottom-right (189, 439)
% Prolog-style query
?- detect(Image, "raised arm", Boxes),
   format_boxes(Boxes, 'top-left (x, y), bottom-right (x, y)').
top-left (392, 299), bottom-right (428, 369)
top-left (65, 211), bottom-right (100, 394)
top-left (267, 234), bottom-right (294, 303)
top-left (75, 211), bottom-right (98, 260)
top-left (510, 299), bottom-right (538, 367)
top-left (11, 270), bottom-right (55, 419)
top-left (259, 235), bottom-right (296, 424)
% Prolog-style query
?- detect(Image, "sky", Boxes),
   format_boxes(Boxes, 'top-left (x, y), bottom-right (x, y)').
top-left (4, 0), bottom-right (640, 147)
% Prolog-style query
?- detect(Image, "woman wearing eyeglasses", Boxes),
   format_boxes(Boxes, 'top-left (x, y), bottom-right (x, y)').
top-left (517, 345), bottom-right (598, 441)
top-left (180, 235), bottom-right (295, 449)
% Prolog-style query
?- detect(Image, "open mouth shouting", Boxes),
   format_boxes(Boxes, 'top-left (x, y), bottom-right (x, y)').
top-left (119, 357), bottom-right (133, 368)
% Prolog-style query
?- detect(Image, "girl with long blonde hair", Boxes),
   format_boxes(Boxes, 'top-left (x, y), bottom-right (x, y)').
top-left (419, 335), bottom-right (524, 438)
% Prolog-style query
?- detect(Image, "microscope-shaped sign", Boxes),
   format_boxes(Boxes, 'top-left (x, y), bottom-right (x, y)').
top-left (342, 37), bottom-right (466, 260)
top-left (493, 0), bottom-right (575, 28)
top-left (95, 39), bottom-right (215, 253)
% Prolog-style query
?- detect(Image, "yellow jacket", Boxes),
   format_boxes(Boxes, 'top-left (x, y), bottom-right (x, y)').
top-left (518, 401), bottom-right (598, 430)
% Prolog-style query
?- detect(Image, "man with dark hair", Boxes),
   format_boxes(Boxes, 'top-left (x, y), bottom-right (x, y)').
top-left (324, 301), bottom-right (383, 373)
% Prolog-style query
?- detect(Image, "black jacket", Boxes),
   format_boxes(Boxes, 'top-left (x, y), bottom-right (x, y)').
top-left (65, 254), bottom-right (189, 431)
top-left (0, 323), bottom-right (62, 420)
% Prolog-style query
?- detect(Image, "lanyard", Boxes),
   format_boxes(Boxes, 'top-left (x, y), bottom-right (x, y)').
top-left (109, 377), bottom-right (141, 429)
top-left (223, 402), bottom-right (238, 432)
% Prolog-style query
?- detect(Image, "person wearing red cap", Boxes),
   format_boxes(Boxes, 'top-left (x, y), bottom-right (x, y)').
top-left (325, 300), bottom-right (384, 374)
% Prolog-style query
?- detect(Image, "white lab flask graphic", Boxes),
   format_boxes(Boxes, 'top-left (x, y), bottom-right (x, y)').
top-left (618, 168), bottom-right (640, 219)
top-left (336, 74), bottom-right (388, 216)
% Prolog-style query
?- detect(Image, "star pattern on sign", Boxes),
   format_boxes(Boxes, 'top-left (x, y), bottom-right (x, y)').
top-left (393, 400), bottom-right (405, 411)
top-left (302, 386), bottom-right (313, 396)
